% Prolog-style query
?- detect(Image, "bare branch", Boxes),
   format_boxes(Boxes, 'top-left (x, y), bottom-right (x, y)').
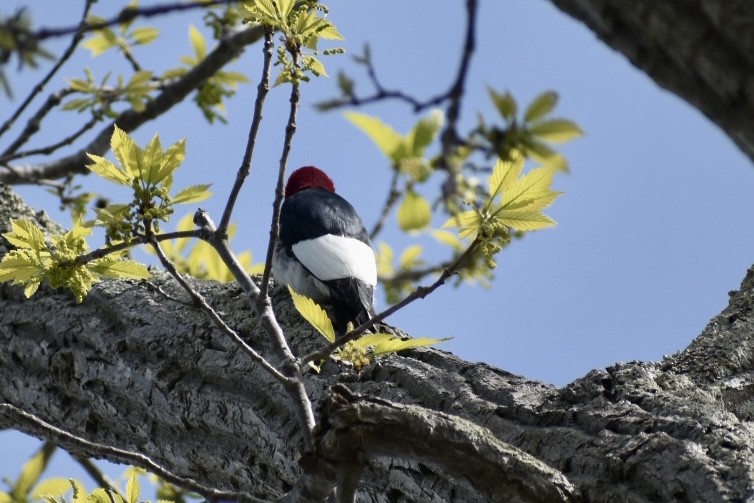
top-left (368, 169), bottom-right (401, 241)
top-left (194, 209), bottom-right (317, 446)
top-left (260, 57), bottom-right (302, 302)
top-left (219, 30), bottom-right (274, 233)
top-left (28, 0), bottom-right (242, 42)
top-left (0, 0), bottom-right (95, 141)
top-left (319, 386), bottom-right (576, 503)
top-left (0, 403), bottom-right (265, 503)
top-left (146, 230), bottom-right (292, 387)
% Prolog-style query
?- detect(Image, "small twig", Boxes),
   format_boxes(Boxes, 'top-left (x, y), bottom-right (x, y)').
top-left (369, 169), bottom-right (401, 241)
top-left (438, 0), bottom-right (477, 167)
top-left (1, 24), bottom-right (265, 185)
top-left (1, 106), bottom-right (103, 163)
top-left (380, 261), bottom-right (449, 284)
top-left (218, 30), bottom-right (274, 233)
top-left (0, 0), bottom-right (95, 141)
top-left (28, 0), bottom-right (242, 42)
top-left (259, 53), bottom-right (302, 301)
top-left (0, 403), bottom-right (264, 503)
top-left (301, 238), bottom-right (481, 366)
top-left (195, 209), bottom-right (316, 446)
top-left (1, 88), bottom-right (74, 159)
top-left (69, 230), bottom-right (199, 267)
top-left (72, 455), bottom-right (125, 500)
top-left (144, 280), bottom-right (192, 305)
top-left (146, 230), bottom-right (292, 386)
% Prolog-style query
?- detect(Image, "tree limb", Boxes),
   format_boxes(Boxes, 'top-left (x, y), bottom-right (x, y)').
top-left (548, 0), bottom-right (754, 164)
top-left (3, 183), bottom-right (754, 501)
top-left (0, 24), bottom-right (265, 185)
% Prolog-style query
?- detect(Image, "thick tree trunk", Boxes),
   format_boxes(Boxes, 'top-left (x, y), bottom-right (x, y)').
top-left (547, 0), bottom-right (754, 163)
top-left (2, 183), bottom-right (754, 502)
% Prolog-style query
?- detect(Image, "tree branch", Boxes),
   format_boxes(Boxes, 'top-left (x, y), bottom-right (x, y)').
top-left (548, 0), bottom-right (754, 164)
top-left (218, 30), bottom-right (274, 233)
top-left (0, 0), bottom-right (95, 141)
top-left (0, 24), bottom-right (265, 185)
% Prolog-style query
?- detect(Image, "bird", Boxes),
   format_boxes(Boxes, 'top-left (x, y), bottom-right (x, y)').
top-left (272, 166), bottom-right (377, 336)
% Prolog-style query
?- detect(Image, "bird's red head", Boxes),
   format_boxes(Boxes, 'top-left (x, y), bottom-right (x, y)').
top-left (285, 166), bottom-right (336, 198)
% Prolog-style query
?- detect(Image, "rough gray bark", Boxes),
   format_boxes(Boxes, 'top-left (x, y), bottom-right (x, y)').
top-left (547, 0), bottom-right (754, 163)
top-left (2, 180), bottom-right (754, 502)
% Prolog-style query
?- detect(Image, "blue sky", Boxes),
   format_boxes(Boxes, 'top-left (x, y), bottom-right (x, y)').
top-left (3, 0), bottom-right (754, 494)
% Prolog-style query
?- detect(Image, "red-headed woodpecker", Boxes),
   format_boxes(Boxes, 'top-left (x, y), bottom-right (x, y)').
top-left (272, 166), bottom-right (377, 335)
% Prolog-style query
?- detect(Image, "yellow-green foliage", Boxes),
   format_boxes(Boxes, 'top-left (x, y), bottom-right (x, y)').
top-left (288, 287), bottom-right (450, 371)
top-left (0, 218), bottom-right (149, 302)
top-left (243, 0), bottom-right (344, 84)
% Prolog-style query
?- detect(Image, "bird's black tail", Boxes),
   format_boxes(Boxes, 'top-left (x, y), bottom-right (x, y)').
top-left (327, 278), bottom-right (376, 338)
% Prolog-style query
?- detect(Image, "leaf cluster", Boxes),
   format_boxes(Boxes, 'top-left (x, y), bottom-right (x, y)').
top-left (346, 111), bottom-right (443, 233)
top-left (87, 126), bottom-right (211, 243)
top-left (481, 89), bottom-right (583, 171)
top-left (0, 8), bottom-right (54, 97)
top-left (64, 68), bottom-right (153, 116)
top-left (82, 8), bottom-right (159, 58)
top-left (0, 218), bottom-right (149, 303)
top-left (444, 152), bottom-right (561, 269)
top-left (243, 0), bottom-right (344, 85)
top-left (289, 287), bottom-right (449, 371)
top-left (162, 26), bottom-right (249, 123)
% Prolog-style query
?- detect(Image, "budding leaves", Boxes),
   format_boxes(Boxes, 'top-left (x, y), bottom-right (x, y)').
top-left (443, 154), bottom-right (562, 268)
top-left (0, 219), bottom-right (149, 303)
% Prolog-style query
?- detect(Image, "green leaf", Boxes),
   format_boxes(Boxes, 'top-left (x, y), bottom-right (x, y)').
top-left (344, 112), bottom-right (403, 162)
top-left (138, 133), bottom-right (163, 185)
top-left (172, 184), bottom-right (212, 204)
top-left (125, 474), bottom-right (139, 503)
top-left (13, 443), bottom-right (55, 499)
top-left (529, 119), bottom-right (583, 143)
top-left (375, 241), bottom-right (394, 277)
top-left (90, 488), bottom-right (118, 503)
top-left (110, 125), bottom-right (142, 181)
top-left (524, 91), bottom-right (558, 123)
top-left (156, 138), bottom-right (186, 189)
top-left (86, 154), bottom-right (131, 186)
top-left (131, 26), bottom-right (159, 45)
top-left (89, 259), bottom-right (150, 280)
top-left (430, 229), bottom-right (464, 251)
top-left (304, 55), bottom-right (328, 77)
top-left (289, 287), bottom-right (336, 342)
top-left (488, 152), bottom-right (524, 200)
top-left (0, 252), bottom-right (47, 289)
top-left (0, 492), bottom-right (12, 503)
top-left (397, 191), bottom-right (431, 232)
top-left (500, 166), bottom-right (559, 212)
top-left (488, 87), bottom-right (517, 121)
top-left (189, 25), bottom-right (206, 60)
top-left (355, 333), bottom-right (450, 357)
top-left (446, 209), bottom-right (483, 241)
top-left (82, 28), bottom-right (118, 56)
top-left (399, 244), bottom-right (423, 270)
top-left (317, 23), bottom-right (345, 40)
top-left (4, 218), bottom-right (47, 249)
top-left (408, 110), bottom-right (443, 155)
top-left (31, 477), bottom-right (74, 500)
top-left (498, 210), bottom-right (557, 231)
